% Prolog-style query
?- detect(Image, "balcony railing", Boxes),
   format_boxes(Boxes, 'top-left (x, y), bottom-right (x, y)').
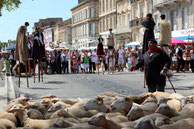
top-left (153, 0), bottom-right (184, 8)
top-left (130, 18), bottom-right (145, 28)
top-left (130, 0), bottom-right (140, 4)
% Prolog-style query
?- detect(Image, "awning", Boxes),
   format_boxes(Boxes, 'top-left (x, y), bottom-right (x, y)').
top-left (6, 45), bottom-right (16, 50)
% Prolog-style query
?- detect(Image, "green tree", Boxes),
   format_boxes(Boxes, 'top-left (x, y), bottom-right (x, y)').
top-left (0, 0), bottom-right (34, 16)
top-left (0, 41), bottom-right (4, 51)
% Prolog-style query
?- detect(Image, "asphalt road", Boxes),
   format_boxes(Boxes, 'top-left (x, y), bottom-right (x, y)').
top-left (12, 71), bottom-right (194, 101)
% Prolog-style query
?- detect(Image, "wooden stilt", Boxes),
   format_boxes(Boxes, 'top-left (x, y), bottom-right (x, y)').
top-left (25, 62), bottom-right (29, 88)
top-left (98, 57), bottom-right (100, 75)
top-left (33, 60), bottom-right (36, 83)
top-left (102, 57), bottom-right (104, 75)
top-left (28, 60), bottom-right (31, 76)
top-left (38, 60), bottom-right (40, 82)
top-left (108, 56), bottom-right (110, 74)
top-left (18, 62), bottom-right (20, 88)
top-left (39, 59), bottom-right (43, 82)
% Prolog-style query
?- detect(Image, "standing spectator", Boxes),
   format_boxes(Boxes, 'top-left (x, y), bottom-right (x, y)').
top-left (130, 39), bottom-right (171, 92)
top-left (128, 52), bottom-right (136, 71)
top-left (88, 49), bottom-right (92, 73)
top-left (158, 14), bottom-right (172, 54)
top-left (84, 52), bottom-right (89, 73)
top-left (9, 50), bottom-right (15, 75)
top-left (190, 45), bottom-right (194, 73)
top-left (117, 46), bottom-right (125, 72)
top-left (91, 49), bottom-right (97, 73)
top-left (142, 13), bottom-right (156, 54)
top-left (176, 43), bottom-right (185, 72)
top-left (71, 52), bottom-right (78, 73)
top-left (55, 51), bottom-right (62, 74)
top-left (61, 50), bottom-right (66, 74)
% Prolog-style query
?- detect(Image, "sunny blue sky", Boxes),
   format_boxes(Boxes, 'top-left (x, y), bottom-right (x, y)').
top-left (0, 0), bottom-right (78, 42)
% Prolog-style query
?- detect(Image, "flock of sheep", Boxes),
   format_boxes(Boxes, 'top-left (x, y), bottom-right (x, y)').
top-left (0, 91), bottom-right (194, 129)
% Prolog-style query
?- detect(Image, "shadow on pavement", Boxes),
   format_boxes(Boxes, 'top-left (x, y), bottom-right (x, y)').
top-left (44, 81), bottom-right (66, 84)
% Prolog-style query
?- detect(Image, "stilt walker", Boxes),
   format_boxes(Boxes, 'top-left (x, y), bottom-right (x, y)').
top-left (97, 35), bottom-right (105, 75)
top-left (14, 22), bottom-right (30, 88)
top-left (32, 27), bottom-right (45, 83)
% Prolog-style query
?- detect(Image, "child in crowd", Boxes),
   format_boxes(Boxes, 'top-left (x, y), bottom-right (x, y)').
top-left (128, 52), bottom-right (136, 71)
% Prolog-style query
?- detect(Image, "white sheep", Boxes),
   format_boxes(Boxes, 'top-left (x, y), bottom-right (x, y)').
top-left (160, 118), bottom-right (194, 129)
top-left (110, 97), bottom-right (133, 114)
top-left (0, 112), bottom-right (18, 126)
top-left (127, 101), bottom-right (158, 121)
top-left (88, 113), bottom-right (122, 129)
top-left (0, 119), bottom-right (16, 129)
top-left (84, 96), bottom-right (109, 113)
top-left (48, 101), bottom-right (71, 112)
top-left (155, 103), bottom-right (179, 118)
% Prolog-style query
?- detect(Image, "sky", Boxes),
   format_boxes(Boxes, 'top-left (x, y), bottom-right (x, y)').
top-left (0, 0), bottom-right (78, 42)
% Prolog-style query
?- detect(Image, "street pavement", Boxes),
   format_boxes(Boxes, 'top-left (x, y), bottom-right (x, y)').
top-left (11, 70), bottom-right (194, 102)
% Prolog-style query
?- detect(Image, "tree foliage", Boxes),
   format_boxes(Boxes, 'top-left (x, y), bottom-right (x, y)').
top-left (0, 0), bottom-right (21, 11)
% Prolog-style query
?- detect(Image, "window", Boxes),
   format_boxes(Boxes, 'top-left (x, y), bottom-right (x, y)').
top-left (183, 7), bottom-right (188, 29)
top-left (148, 3), bottom-right (152, 13)
top-left (171, 10), bottom-right (177, 31)
top-left (134, 7), bottom-right (137, 19)
top-left (106, 0), bottom-right (108, 11)
top-left (110, 0), bottom-right (112, 10)
top-left (123, 15), bottom-right (125, 27)
top-left (123, 0), bottom-right (125, 8)
top-left (89, 8), bottom-right (94, 18)
top-left (140, 5), bottom-right (144, 17)
top-left (127, 14), bottom-right (130, 26)
top-left (118, 16), bottom-right (121, 28)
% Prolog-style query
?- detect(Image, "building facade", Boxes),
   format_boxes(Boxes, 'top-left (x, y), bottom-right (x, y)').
top-left (153, 0), bottom-right (194, 38)
top-left (116, 0), bottom-right (132, 46)
top-left (130, 0), bottom-right (153, 43)
top-left (43, 25), bottom-right (54, 47)
top-left (57, 18), bottom-right (72, 49)
top-left (71, 0), bottom-right (99, 49)
top-left (99, 0), bottom-right (117, 46)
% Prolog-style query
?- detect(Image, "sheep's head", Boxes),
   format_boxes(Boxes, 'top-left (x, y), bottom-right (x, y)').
top-left (110, 97), bottom-right (133, 114)
top-left (41, 98), bottom-right (52, 109)
top-left (8, 104), bottom-right (25, 113)
top-left (48, 102), bottom-right (65, 112)
top-left (134, 117), bottom-right (157, 129)
top-left (84, 97), bottom-right (106, 112)
top-left (88, 113), bottom-right (106, 127)
top-left (50, 109), bottom-right (72, 119)
top-left (157, 97), bottom-right (172, 106)
top-left (12, 97), bottom-right (31, 106)
top-left (127, 106), bottom-right (144, 121)
top-left (180, 97), bottom-right (193, 108)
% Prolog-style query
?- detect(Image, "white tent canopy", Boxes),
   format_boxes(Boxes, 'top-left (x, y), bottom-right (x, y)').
top-left (126, 42), bottom-right (141, 46)
top-left (45, 46), bottom-right (54, 51)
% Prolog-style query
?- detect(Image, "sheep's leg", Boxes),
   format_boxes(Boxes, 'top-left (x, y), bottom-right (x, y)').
top-left (18, 62), bottom-right (20, 88)
top-left (33, 59), bottom-right (36, 83)
top-left (25, 62), bottom-right (29, 88)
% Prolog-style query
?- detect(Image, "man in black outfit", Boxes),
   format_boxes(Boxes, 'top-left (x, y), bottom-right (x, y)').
top-left (175, 43), bottom-right (185, 73)
top-left (131, 39), bottom-right (171, 92)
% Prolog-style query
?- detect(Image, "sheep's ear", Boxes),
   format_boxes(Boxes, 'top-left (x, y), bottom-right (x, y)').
top-left (23, 97), bottom-right (32, 102)
top-left (52, 99), bottom-right (59, 103)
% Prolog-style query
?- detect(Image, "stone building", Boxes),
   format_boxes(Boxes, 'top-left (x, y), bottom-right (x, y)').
top-left (99, 0), bottom-right (117, 46)
top-left (71, 0), bottom-right (99, 49)
top-left (129, 0), bottom-right (153, 43)
top-left (153, 0), bottom-right (194, 39)
top-left (57, 18), bottom-right (72, 49)
top-left (115, 0), bottom-right (132, 47)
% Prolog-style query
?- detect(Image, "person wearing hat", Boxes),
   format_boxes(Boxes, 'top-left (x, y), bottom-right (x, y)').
top-left (158, 14), bottom-right (172, 54)
top-left (142, 13), bottom-right (156, 54)
top-left (107, 28), bottom-right (115, 55)
top-left (130, 39), bottom-right (171, 92)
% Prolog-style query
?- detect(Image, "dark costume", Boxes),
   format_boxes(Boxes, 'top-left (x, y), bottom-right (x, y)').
top-left (135, 48), bottom-right (171, 92)
top-left (32, 32), bottom-right (45, 59)
top-left (142, 19), bottom-right (156, 54)
top-left (14, 26), bottom-right (29, 64)
top-left (97, 38), bottom-right (105, 56)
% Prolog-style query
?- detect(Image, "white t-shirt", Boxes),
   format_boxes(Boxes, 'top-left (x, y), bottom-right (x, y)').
top-left (118, 49), bottom-right (125, 58)
top-left (91, 52), bottom-right (97, 63)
